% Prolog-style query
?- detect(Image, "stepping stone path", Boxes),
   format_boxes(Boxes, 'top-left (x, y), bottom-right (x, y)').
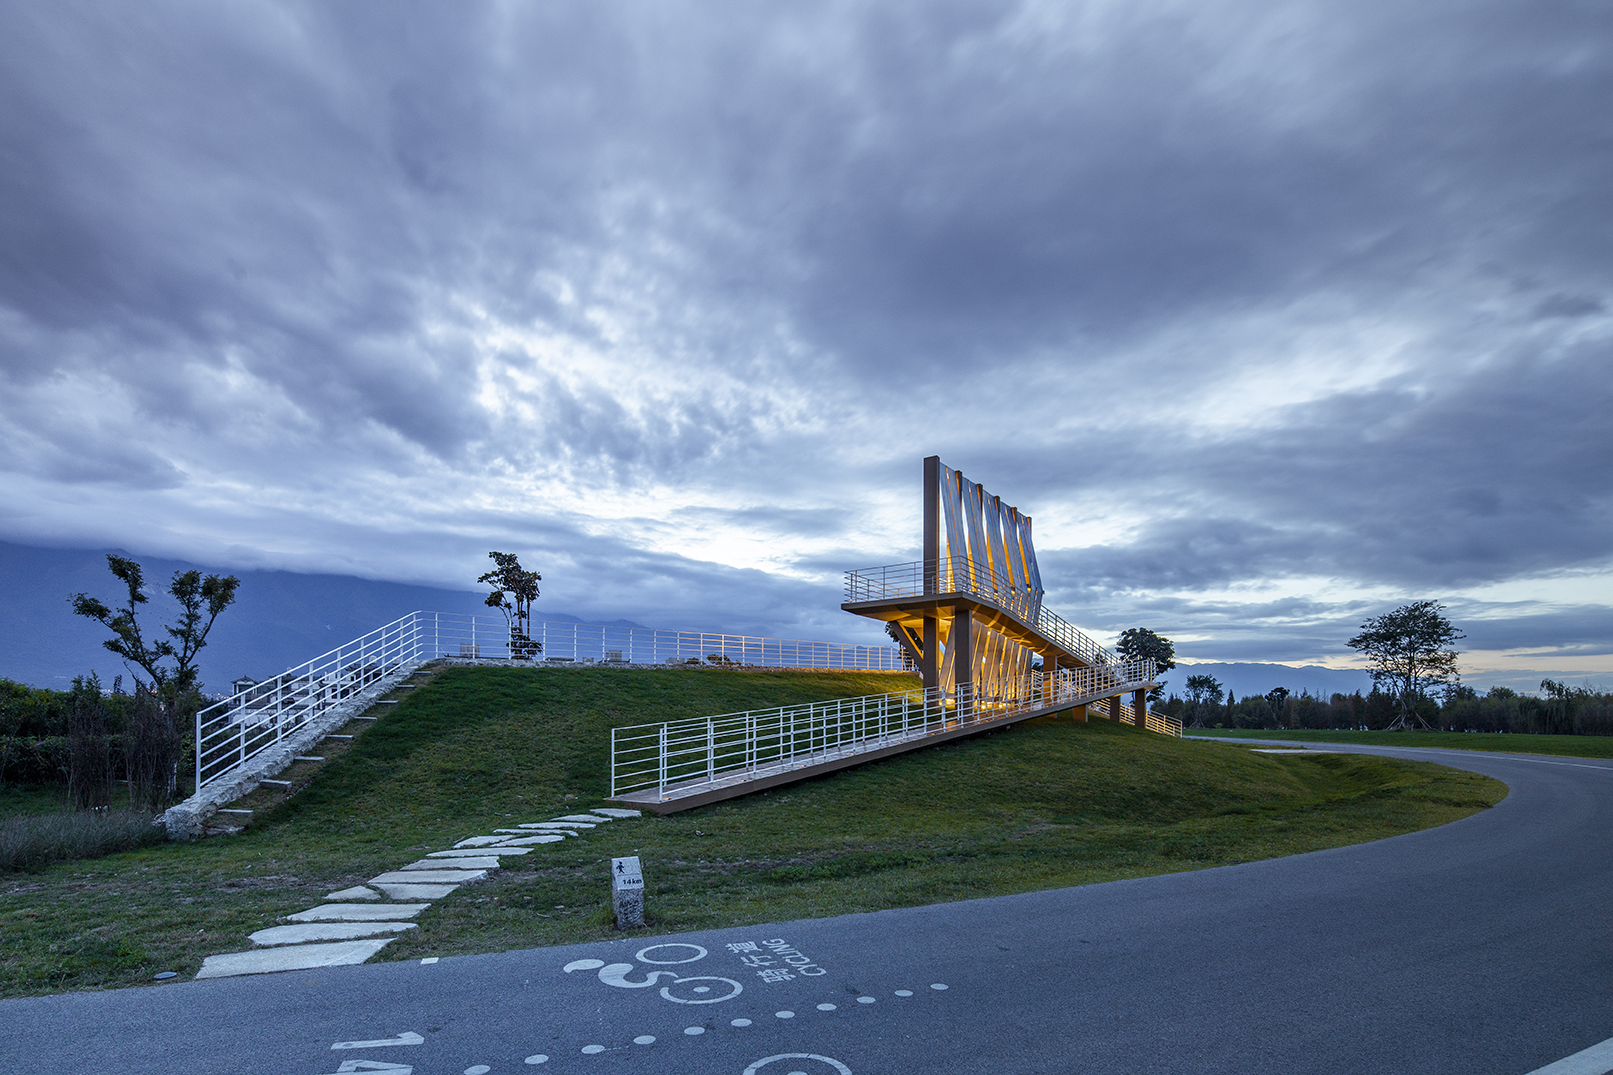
top-left (194, 806), bottom-right (641, 979)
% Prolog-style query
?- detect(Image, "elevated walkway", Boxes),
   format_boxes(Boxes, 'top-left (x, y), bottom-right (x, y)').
top-left (605, 661), bottom-right (1175, 814)
top-left (843, 555), bottom-right (1117, 672)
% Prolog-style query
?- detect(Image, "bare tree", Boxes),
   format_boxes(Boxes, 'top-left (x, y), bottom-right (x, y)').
top-left (479, 551), bottom-right (543, 660)
top-left (1346, 601), bottom-right (1463, 730)
top-left (70, 555), bottom-right (239, 703)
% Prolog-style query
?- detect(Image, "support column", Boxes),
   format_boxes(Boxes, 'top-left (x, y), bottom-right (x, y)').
top-left (1107, 695), bottom-right (1121, 722)
top-left (1132, 689), bottom-right (1148, 730)
top-left (923, 455), bottom-right (940, 595)
top-left (920, 615), bottom-right (939, 692)
top-left (953, 606), bottom-right (974, 713)
top-left (1041, 653), bottom-right (1057, 705)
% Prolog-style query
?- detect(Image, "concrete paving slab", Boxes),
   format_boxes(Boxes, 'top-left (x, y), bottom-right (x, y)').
top-left (454, 835), bottom-right (521, 848)
top-left (370, 869), bottom-right (487, 884)
top-left (286, 903), bottom-right (428, 922)
top-left (195, 938), bottom-right (395, 978)
top-left (553, 814), bottom-right (609, 823)
top-left (373, 883), bottom-right (460, 899)
top-left (514, 823), bottom-right (586, 831)
top-left (249, 922), bottom-right (416, 946)
top-left (401, 857), bottom-right (500, 870)
top-left (482, 834), bottom-right (564, 846)
top-left (325, 885), bottom-right (380, 900)
top-left (428, 846), bottom-right (532, 858)
top-left (590, 808), bottom-right (642, 817)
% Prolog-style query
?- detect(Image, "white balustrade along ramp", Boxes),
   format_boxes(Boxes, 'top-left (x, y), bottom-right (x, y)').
top-left (169, 612), bottom-right (911, 833)
top-left (607, 659), bottom-right (1176, 813)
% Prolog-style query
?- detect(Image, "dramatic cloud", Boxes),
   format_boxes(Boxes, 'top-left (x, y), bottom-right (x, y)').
top-left (1, 0), bottom-right (1609, 681)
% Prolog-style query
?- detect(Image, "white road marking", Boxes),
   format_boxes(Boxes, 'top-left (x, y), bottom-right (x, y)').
top-left (318, 1062), bottom-right (413, 1074)
top-left (523, 1055), bottom-right (548, 1065)
top-left (817, 1003), bottom-right (837, 1011)
top-left (894, 990), bottom-right (913, 997)
top-left (743, 1054), bottom-right (853, 1075)
top-left (856, 997), bottom-right (875, 1004)
top-left (637, 943), bottom-right (708, 964)
top-left (634, 1035), bottom-right (656, 1044)
top-left (464, 1066), bottom-right (490, 1074)
top-left (732, 1019), bottom-right (753, 1027)
top-left (420, 957), bottom-right (438, 965)
top-left (1521, 1035), bottom-right (1613, 1074)
top-left (776, 1010), bottom-right (795, 1019)
top-left (684, 1026), bottom-right (705, 1035)
top-left (581, 1044), bottom-right (605, 1054)
top-left (930, 983), bottom-right (948, 990)
top-left (331, 1031), bottom-right (425, 1050)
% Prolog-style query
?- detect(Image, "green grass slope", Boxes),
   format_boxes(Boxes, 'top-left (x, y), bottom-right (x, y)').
top-left (0, 667), bottom-right (1503, 997)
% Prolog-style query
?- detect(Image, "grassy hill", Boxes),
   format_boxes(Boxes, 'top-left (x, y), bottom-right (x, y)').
top-left (0, 667), bottom-right (1503, 997)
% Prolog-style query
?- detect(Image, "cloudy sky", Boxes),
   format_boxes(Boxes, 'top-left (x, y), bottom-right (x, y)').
top-left (1, 0), bottom-right (1609, 687)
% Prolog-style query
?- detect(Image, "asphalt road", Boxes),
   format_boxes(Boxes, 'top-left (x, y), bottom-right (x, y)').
top-left (5, 740), bottom-right (1613, 1075)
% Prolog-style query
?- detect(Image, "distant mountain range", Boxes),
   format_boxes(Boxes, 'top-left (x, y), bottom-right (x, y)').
top-left (1162, 661), bottom-right (1373, 700)
top-left (0, 541), bottom-right (645, 691)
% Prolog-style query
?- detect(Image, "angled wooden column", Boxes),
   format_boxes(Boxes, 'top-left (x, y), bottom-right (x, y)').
top-left (921, 615), bottom-right (939, 692)
top-left (1041, 653), bottom-right (1058, 705)
top-left (1132, 689), bottom-right (1147, 729)
top-left (1107, 695), bottom-right (1121, 722)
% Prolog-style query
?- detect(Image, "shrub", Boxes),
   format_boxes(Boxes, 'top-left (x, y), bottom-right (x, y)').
top-left (0, 809), bottom-right (166, 872)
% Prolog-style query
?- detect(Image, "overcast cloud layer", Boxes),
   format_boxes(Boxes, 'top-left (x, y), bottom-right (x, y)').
top-left (1, 0), bottom-right (1610, 686)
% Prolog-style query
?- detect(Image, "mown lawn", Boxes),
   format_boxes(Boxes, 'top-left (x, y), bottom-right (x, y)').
top-left (1189, 726), bottom-right (1613, 759)
top-left (0, 667), bottom-right (1504, 998)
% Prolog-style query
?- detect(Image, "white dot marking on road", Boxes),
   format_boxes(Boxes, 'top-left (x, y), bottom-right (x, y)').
top-left (524, 1056), bottom-right (548, 1065)
top-left (581, 1044), bottom-right (605, 1054)
top-left (776, 1010), bottom-right (795, 1019)
top-left (685, 1026), bottom-right (705, 1036)
top-left (931, 983), bottom-right (948, 990)
top-left (634, 1035), bottom-right (655, 1045)
top-left (732, 1018), bottom-right (753, 1027)
top-left (817, 1003), bottom-right (837, 1011)
top-left (420, 957), bottom-right (438, 965)
top-left (465, 1067), bottom-right (490, 1075)
top-left (857, 996), bottom-right (875, 1004)
top-left (895, 990), bottom-right (913, 997)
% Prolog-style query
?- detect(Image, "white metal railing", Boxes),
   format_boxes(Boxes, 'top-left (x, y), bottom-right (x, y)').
top-left (844, 557), bottom-right (1116, 667)
top-left (610, 658), bottom-right (1167, 801)
top-left (194, 611), bottom-right (911, 792)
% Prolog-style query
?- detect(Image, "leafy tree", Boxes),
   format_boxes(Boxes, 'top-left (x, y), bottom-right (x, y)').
top-left (1265, 686), bottom-right (1290, 725)
top-left (1346, 601), bottom-right (1464, 730)
top-left (1183, 673), bottom-right (1223, 727)
top-left (1184, 674), bottom-right (1223, 706)
top-left (479, 551), bottom-right (543, 660)
top-left (1118, 628), bottom-right (1176, 703)
top-left (70, 555), bottom-right (239, 703)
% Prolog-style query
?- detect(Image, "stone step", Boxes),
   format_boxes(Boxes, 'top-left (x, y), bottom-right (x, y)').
top-left (373, 882), bottom-right (459, 900)
top-left (401, 857), bottom-right (500, 871)
top-left (196, 938), bottom-right (396, 978)
top-left (293, 756), bottom-right (324, 762)
top-left (326, 734), bottom-right (354, 740)
top-left (250, 921), bottom-right (416, 946)
top-left (370, 870), bottom-right (487, 885)
top-left (552, 814), bottom-right (609, 823)
top-left (287, 903), bottom-right (428, 922)
top-left (326, 885), bottom-right (380, 900)
top-left (591, 808), bottom-right (642, 818)
top-left (428, 846), bottom-right (532, 858)
top-left (260, 779), bottom-right (291, 788)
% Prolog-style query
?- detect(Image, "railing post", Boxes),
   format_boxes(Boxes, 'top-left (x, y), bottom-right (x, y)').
top-left (707, 719), bottom-right (715, 785)
top-left (658, 724), bottom-right (668, 800)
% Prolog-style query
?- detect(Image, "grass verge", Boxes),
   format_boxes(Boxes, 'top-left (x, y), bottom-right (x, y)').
top-left (1188, 727), bottom-right (1613, 759)
top-left (0, 667), bottom-right (1504, 998)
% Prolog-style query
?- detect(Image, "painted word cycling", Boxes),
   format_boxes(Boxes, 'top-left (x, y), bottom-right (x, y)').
top-left (727, 938), bottom-right (827, 980)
